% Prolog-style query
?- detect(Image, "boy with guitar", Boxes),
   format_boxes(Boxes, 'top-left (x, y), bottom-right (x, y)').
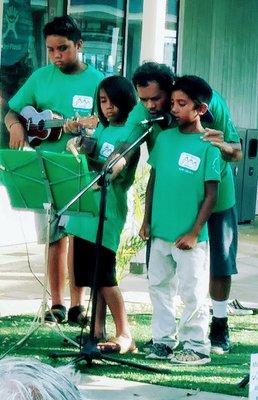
top-left (4, 15), bottom-right (103, 324)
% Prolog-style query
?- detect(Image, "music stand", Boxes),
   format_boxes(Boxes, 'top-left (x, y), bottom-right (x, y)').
top-left (0, 149), bottom-right (97, 357)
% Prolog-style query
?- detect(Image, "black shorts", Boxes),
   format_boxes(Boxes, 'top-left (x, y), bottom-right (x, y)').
top-left (208, 206), bottom-right (238, 277)
top-left (73, 237), bottom-right (117, 288)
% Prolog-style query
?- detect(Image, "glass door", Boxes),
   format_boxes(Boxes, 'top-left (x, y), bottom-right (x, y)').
top-left (0, 0), bottom-right (49, 147)
top-left (69, 0), bottom-right (126, 76)
top-left (125, 0), bottom-right (143, 80)
top-left (164, 0), bottom-right (179, 72)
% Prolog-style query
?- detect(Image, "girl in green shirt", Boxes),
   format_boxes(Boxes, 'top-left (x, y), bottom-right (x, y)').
top-left (66, 76), bottom-right (139, 354)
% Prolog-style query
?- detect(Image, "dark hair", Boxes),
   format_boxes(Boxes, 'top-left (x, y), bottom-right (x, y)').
top-left (97, 76), bottom-right (137, 127)
top-left (43, 15), bottom-right (82, 42)
top-left (172, 75), bottom-right (212, 106)
top-left (132, 61), bottom-right (175, 95)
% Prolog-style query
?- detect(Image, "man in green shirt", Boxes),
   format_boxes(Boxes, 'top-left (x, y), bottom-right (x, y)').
top-left (4, 15), bottom-right (103, 325)
top-left (117, 62), bottom-right (242, 355)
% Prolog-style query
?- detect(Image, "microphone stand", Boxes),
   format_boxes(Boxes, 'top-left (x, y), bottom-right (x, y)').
top-left (50, 124), bottom-right (169, 373)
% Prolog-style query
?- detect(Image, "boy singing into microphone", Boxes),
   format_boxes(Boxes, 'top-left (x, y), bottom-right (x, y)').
top-left (140, 75), bottom-right (221, 365)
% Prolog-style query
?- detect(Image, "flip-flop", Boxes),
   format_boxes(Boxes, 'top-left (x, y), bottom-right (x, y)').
top-left (98, 336), bottom-right (138, 355)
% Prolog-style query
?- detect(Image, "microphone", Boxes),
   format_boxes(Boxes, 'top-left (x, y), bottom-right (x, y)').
top-left (139, 112), bottom-right (173, 128)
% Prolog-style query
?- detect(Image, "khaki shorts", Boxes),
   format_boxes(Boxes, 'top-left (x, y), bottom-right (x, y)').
top-left (34, 212), bottom-right (67, 244)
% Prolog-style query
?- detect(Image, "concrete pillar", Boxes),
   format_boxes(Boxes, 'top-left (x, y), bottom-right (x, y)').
top-left (140, 0), bottom-right (167, 63)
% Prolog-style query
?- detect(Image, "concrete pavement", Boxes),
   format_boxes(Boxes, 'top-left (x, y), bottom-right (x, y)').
top-left (0, 217), bottom-right (258, 313)
top-left (78, 375), bottom-right (243, 400)
top-left (0, 218), bottom-right (257, 399)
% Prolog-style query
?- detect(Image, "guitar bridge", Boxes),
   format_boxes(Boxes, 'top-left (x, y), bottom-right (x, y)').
top-left (26, 117), bottom-right (32, 131)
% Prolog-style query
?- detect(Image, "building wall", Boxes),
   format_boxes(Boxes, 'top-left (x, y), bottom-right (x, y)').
top-left (178, 0), bottom-right (258, 130)
top-left (178, 0), bottom-right (258, 216)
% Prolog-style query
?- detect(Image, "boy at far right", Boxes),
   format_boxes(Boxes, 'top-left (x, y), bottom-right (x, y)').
top-left (140, 75), bottom-right (221, 365)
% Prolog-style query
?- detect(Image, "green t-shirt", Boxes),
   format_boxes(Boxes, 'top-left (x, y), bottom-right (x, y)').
top-left (8, 63), bottom-right (103, 153)
top-left (204, 90), bottom-right (239, 212)
top-left (65, 124), bottom-right (140, 252)
top-left (149, 127), bottom-right (221, 242)
top-left (121, 90), bottom-right (239, 212)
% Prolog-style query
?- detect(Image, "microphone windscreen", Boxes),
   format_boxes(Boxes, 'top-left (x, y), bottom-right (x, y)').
top-left (157, 112), bottom-right (173, 129)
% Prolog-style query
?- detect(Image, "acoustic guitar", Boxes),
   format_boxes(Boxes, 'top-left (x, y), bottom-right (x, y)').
top-left (18, 105), bottom-right (98, 147)
top-left (19, 106), bottom-right (67, 146)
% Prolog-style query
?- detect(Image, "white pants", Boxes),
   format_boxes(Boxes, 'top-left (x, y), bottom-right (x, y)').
top-left (148, 237), bottom-right (210, 356)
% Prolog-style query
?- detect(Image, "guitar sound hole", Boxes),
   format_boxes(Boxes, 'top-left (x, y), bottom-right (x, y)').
top-left (38, 119), bottom-right (45, 132)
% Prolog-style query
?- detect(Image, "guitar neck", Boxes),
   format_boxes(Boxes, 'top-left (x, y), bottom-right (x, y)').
top-left (43, 119), bottom-right (67, 129)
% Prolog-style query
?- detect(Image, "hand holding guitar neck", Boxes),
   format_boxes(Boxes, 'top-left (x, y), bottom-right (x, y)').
top-left (63, 113), bottom-right (99, 134)
top-left (80, 114), bottom-right (99, 130)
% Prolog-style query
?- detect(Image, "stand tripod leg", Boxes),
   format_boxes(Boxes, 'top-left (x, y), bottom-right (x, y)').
top-left (0, 204), bottom-right (79, 360)
top-left (0, 322), bottom-right (40, 360)
top-left (39, 204), bottom-right (80, 348)
top-left (238, 373), bottom-right (249, 388)
top-left (0, 300), bottom-right (80, 360)
top-left (50, 340), bottom-right (168, 373)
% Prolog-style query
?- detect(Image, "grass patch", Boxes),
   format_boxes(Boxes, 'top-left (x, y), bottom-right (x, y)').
top-left (0, 313), bottom-right (257, 397)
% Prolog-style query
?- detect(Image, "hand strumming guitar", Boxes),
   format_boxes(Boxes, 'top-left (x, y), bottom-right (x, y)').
top-left (5, 110), bottom-right (29, 149)
top-left (63, 114), bottom-right (99, 134)
top-left (9, 122), bottom-right (27, 149)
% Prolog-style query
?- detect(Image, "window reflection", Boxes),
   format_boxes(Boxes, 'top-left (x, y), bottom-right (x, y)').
top-left (164, 0), bottom-right (179, 72)
top-left (70, 0), bottom-right (126, 76)
top-left (0, 0), bottom-right (47, 147)
top-left (125, 0), bottom-right (143, 80)
top-left (1, 0), bottom-right (47, 100)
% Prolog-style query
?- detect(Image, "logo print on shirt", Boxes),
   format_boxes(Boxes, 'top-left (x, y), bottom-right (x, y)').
top-left (100, 142), bottom-right (115, 158)
top-left (72, 95), bottom-right (93, 110)
top-left (178, 152), bottom-right (201, 171)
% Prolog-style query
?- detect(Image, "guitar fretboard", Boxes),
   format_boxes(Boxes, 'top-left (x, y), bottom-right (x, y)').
top-left (29, 119), bottom-right (66, 130)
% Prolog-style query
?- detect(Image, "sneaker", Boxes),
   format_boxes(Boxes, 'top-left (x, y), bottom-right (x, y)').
top-left (142, 339), bottom-right (153, 354)
top-left (67, 305), bottom-right (89, 326)
top-left (44, 304), bottom-right (67, 323)
top-left (169, 349), bottom-right (211, 365)
top-left (227, 299), bottom-right (253, 316)
top-left (145, 343), bottom-right (173, 359)
top-left (209, 316), bottom-right (231, 355)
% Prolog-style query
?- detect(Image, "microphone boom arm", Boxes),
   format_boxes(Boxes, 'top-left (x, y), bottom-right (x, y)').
top-left (56, 125), bottom-right (153, 217)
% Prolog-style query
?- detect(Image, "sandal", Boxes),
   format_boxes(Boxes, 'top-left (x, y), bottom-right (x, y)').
top-left (67, 305), bottom-right (89, 326)
top-left (45, 304), bottom-right (66, 323)
top-left (98, 336), bottom-right (138, 355)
